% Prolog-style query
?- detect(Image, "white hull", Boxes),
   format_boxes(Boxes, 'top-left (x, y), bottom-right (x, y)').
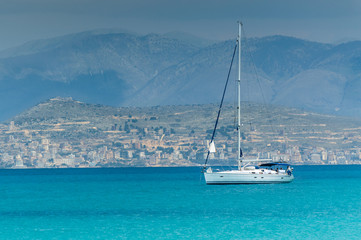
top-left (204, 170), bottom-right (294, 185)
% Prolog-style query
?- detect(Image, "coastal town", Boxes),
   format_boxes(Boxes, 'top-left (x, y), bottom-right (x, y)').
top-left (1, 98), bottom-right (361, 169)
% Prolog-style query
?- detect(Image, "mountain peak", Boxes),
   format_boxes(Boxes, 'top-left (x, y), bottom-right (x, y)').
top-left (1, 30), bottom-right (361, 121)
top-left (162, 31), bottom-right (216, 47)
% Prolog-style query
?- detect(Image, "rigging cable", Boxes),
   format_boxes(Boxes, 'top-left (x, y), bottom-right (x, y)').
top-left (203, 41), bottom-right (238, 171)
top-left (242, 27), bottom-right (276, 134)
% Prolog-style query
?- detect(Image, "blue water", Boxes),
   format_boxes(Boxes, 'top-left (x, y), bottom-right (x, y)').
top-left (1, 166), bottom-right (361, 239)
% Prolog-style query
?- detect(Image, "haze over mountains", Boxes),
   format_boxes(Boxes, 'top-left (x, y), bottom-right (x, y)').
top-left (0, 29), bottom-right (361, 121)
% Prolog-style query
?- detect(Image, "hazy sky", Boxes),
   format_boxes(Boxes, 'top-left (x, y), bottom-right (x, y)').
top-left (1, 0), bottom-right (361, 50)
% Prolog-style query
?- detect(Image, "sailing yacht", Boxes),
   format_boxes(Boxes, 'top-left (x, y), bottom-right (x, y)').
top-left (203, 22), bottom-right (294, 184)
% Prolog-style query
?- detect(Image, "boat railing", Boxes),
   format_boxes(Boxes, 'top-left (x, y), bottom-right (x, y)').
top-left (242, 158), bottom-right (273, 162)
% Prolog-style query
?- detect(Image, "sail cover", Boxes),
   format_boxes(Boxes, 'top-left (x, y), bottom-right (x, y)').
top-left (209, 141), bottom-right (216, 153)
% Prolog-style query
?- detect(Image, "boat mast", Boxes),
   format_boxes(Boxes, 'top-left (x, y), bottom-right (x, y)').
top-left (237, 22), bottom-right (242, 170)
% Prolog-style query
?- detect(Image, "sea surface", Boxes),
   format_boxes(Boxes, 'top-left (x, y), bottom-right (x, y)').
top-left (1, 165), bottom-right (361, 240)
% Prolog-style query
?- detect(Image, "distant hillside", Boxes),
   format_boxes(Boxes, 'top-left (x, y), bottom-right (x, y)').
top-left (1, 30), bottom-right (361, 120)
top-left (9, 97), bottom-right (361, 153)
top-left (0, 31), bottom-right (199, 120)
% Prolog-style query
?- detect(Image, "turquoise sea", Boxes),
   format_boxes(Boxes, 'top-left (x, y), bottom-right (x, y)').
top-left (1, 166), bottom-right (361, 240)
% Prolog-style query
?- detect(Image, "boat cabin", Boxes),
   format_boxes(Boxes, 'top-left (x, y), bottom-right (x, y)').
top-left (259, 163), bottom-right (293, 175)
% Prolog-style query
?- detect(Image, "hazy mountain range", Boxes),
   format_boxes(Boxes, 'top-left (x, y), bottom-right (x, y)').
top-left (0, 29), bottom-right (361, 121)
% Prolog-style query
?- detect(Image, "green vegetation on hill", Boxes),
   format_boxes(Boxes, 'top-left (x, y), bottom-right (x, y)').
top-left (1, 97), bottom-right (361, 168)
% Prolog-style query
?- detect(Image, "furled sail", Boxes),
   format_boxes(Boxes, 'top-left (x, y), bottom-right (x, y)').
top-left (209, 141), bottom-right (216, 153)
top-left (202, 42), bottom-right (238, 171)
